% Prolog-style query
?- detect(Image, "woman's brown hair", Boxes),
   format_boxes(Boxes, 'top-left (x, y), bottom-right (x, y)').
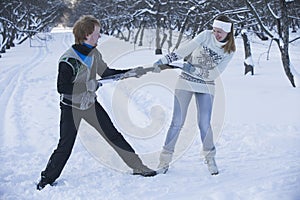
top-left (73, 15), bottom-right (100, 44)
top-left (215, 15), bottom-right (236, 54)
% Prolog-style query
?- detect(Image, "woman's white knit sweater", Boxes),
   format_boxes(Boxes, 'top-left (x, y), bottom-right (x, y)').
top-left (159, 30), bottom-right (234, 95)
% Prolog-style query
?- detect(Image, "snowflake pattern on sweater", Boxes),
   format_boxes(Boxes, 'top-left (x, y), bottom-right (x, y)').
top-left (203, 46), bottom-right (223, 64)
top-left (158, 30), bottom-right (234, 94)
top-left (191, 45), bottom-right (224, 79)
top-left (164, 52), bottom-right (180, 63)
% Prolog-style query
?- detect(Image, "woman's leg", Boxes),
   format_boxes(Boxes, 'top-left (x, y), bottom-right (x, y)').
top-left (158, 89), bottom-right (193, 173)
top-left (195, 93), bottom-right (215, 152)
top-left (195, 93), bottom-right (218, 175)
top-left (163, 89), bottom-right (193, 153)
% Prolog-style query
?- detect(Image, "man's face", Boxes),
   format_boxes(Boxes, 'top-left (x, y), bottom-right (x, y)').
top-left (85, 25), bottom-right (101, 46)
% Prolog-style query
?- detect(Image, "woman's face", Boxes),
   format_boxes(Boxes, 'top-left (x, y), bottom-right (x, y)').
top-left (85, 25), bottom-right (101, 46)
top-left (213, 27), bottom-right (228, 42)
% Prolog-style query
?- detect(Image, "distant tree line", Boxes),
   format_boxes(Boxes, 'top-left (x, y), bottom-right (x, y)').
top-left (69, 0), bottom-right (300, 87)
top-left (0, 0), bottom-right (68, 55)
top-left (1, 0), bottom-right (299, 86)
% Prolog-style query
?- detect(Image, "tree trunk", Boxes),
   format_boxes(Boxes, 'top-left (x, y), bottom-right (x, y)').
top-left (134, 27), bottom-right (141, 45)
top-left (279, 0), bottom-right (296, 87)
top-left (8, 28), bottom-right (16, 48)
top-left (134, 21), bottom-right (145, 45)
top-left (138, 25), bottom-right (145, 46)
top-left (167, 28), bottom-right (173, 52)
top-left (173, 15), bottom-right (189, 51)
top-left (1, 22), bottom-right (8, 53)
top-left (279, 47), bottom-right (295, 87)
top-left (0, 31), bottom-right (8, 53)
top-left (291, 19), bottom-right (297, 33)
top-left (241, 30), bottom-right (254, 75)
top-left (245, 0), bottom-right (296, 87)
top-left (125, 26), bottom-right (131, 42)
top-left (160, 32), bottom-right (167, 49)
top-left (155, 25), bottom-right (162, 54)
top-left (253, 25), bottom-right (268, 41)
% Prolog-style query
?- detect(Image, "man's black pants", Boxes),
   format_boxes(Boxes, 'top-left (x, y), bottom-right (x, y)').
top-left (41, 101), bottom-right (144, 183)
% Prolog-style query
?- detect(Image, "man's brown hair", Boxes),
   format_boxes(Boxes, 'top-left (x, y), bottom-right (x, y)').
top-left (73, 15), bottom-right (100, 44)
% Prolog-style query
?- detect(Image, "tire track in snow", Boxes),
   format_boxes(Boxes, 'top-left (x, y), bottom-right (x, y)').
top-left (0, 43), bottom-right (47, 148)
top-left (62, 31), bottom-right (73, 49)
top-left (1, 31), bottom-right (74, 149)
top-left (11, 32), bottom-right (73, 150)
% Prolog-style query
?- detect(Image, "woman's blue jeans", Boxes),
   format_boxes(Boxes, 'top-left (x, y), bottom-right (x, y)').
top-left (163, 89), bottom-right (215, 153)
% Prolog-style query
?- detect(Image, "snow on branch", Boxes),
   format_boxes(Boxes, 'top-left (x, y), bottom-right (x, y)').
top-left (133, 8), bottom-right (157, 17)
top-left (222, 7), bottom-right (249, 15)
top-left (245, 0), bottom-right (274, 39)
top-left (288, 16), bottom-right (300, 20)
top-left (0, 17), bottom-right (38, 34)
top-left (267, 3), bottom-right (280, 19)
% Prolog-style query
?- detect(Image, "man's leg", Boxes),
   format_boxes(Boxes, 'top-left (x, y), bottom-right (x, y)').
top-left (83, 101), bottom-right (156, 176)
top-left (37, 105), bottom-right (81, 190)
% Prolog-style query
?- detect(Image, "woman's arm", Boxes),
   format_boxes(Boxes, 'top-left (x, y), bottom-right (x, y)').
top-left (159, 31), bottom-right (208, 64)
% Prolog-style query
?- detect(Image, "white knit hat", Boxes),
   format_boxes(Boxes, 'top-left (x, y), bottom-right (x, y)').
top-left (212, 20), bottom-right (232, 33)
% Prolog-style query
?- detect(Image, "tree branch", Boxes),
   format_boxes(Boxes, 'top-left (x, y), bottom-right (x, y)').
top-left (289, 36), bottom-right (300, 43)
top-left (244, 0), bottom-right (274, 39)
top-left (267, 3), bottom-right (280, 19)
top-left (0, 17), bottom-right (38, 33)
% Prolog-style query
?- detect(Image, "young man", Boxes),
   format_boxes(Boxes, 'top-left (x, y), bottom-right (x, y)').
top-left (37, 15), bottom-right (156, 190)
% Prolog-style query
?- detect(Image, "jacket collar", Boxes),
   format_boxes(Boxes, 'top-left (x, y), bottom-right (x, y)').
top-left (72, 44), bottom-right (95, 56)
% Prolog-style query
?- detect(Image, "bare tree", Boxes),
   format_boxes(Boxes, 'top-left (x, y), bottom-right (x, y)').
top-left (245, 0), bottom-right (298, 87)
top-left (242, 29), bottom-right (254, 75)
top-left (3, 0), bottom-right (299, 88)
top-left (0, 0), bottom-right (68, 57)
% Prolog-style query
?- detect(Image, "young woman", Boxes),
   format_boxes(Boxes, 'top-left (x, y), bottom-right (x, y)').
top-left (153, 15), bottom-right (236, 175)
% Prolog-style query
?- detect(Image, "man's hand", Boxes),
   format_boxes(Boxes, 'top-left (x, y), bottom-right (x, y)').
top-left (152, 60), bottom-right (163, 73)
top-left (86, 79), bottom-right (101, 91)
top-left (123, 66), bottom-right (147, 79)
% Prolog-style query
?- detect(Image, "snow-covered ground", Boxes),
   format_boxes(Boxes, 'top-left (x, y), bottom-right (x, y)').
top-left (0, 27), bottom-right (299, 200)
